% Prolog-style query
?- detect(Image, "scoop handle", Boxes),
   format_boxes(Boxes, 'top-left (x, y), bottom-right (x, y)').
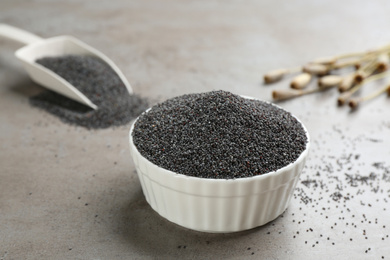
top-left (0, 24), bottom-right (43, 45)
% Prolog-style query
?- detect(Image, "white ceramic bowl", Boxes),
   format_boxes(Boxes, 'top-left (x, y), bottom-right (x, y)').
top-left (129, 101), bottom-right (310, 233)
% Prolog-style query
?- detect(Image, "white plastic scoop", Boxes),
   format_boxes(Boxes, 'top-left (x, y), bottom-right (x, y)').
top-left (0, 24), bottom-right (133, 110)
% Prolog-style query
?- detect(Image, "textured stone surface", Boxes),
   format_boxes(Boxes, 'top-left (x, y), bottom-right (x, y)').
top-left (1, 0), bottom-right (390, 259)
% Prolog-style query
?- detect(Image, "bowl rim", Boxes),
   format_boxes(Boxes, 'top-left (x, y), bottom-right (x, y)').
top-left (129, 95), bottom-right (310, 183)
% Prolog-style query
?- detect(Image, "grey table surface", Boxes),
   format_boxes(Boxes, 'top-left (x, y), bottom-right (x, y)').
top-left (1, 0), bottom-right (390, 259)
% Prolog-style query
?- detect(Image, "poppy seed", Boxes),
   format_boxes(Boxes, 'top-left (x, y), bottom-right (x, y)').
top-left (132, 90), bottom-right (308, 179)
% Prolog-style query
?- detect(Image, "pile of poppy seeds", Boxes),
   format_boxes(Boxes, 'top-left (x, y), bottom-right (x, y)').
top-left (132, 90), bottom-right (308, 179)
top-left (30, 55), bottom-right (149, 129)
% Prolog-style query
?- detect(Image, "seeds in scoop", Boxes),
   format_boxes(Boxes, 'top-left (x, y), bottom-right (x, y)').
top-left (290, 73), bottom-right (312, 89)
top-left (132, 90), bottom-right (308, 179)
top-left (30, 55), bottom-right (149, 129)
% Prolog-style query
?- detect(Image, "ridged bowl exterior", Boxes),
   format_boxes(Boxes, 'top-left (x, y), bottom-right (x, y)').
top-left (129, 105), bottom-right (310, 233)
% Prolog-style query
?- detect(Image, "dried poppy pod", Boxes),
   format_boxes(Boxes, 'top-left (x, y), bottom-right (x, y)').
top-left (349, 84), bottom-right (390, 109)
top-left (272, 89), bottom-right (304, 101)
top-left (263, 69), bottom-right (289, 84)
top-left (318, 75), bottom-right (343, 89)
top-left (376, 53), bottom-right (390, 72)
top-left (354, 71), bottom-right (368, 83)
top-left (338, 71), bottom-right (390, 106)
top-left (332, 54), bottom-right (375, 70)
top-left (337, 91), bottom-right (352, 106)
top-left (338, 74), bottom-right (355, 92)
top-left (290, 73), bottom-right (312, 89)
top-left (354, 60), bottom-right (377, 83)
top-left (348, 98), bottom-right (361, 109)
top-left (354, 63), bottom-right (362, 70)
top-left (302, 63), bottom-right (329, 76)
top-left (312, 56), bottom-right (337, 66)
top-left (332, 59), bottom-right (359, 70)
